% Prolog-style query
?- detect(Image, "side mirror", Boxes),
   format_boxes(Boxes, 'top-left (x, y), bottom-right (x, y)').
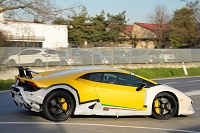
top-left (136, 83), bottom-right (146, 91)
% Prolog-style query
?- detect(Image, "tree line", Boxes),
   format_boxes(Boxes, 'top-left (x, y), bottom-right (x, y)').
top-left (52, 8), bottom-right (128, 48)
top-left (53, 0), bottom-right (200, 48)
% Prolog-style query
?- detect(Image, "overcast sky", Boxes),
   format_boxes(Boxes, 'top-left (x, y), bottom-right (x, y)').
top-left (62, 0), bottom-right (187, 24)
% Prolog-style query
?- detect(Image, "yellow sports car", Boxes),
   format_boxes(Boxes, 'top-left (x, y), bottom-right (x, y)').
top-left (11, 66), bottom-right (194, 121)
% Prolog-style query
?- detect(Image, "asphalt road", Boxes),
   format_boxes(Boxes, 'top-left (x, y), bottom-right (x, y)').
top-left (0, 76), bottom-right (200, 133)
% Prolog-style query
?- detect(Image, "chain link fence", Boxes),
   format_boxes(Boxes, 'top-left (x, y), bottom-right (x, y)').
top-left (0, 47), bottom-right (200, 67)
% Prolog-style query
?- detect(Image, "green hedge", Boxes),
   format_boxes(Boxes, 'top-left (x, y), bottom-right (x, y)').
top-left (0, 79), bottom-right (15, 91)
top-left (122, 67), bottom-right (200, 79)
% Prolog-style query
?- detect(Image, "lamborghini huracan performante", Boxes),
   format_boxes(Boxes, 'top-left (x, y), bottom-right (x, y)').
top-left (11, 66), bottom-right (194, 121)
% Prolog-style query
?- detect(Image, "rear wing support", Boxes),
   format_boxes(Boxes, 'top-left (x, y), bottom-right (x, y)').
top-left (14, 66), bottom-right (39, 78)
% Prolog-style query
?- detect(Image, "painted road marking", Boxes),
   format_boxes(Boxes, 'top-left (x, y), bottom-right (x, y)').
top-left (154, 76), bottom-right (200, 80)
top-left (164, 82), bottom-right (177, 85)
top-left (0, 122), bottom-right (199, 133)
top-left (0, 90), bottom-right (10, 93)
top-left (185, 90), bottom-right (200, 96)
top-left (164, 80), bottom-right (200, 85)
top-left (187, 80), bottom-right (200, 83)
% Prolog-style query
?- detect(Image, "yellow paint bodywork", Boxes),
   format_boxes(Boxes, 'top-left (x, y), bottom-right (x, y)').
top-left (95, 82), bottom-right (147, 110)
top-left (15, 67), bottom-right (157, 109)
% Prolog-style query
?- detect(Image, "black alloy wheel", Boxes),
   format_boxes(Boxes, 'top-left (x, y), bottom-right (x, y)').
top-left (7, 60), bottom-right (16, 67)
top-left (42, 91), bottom-right (75, 121)
top-left (152, 92), bottom-right (177, 120)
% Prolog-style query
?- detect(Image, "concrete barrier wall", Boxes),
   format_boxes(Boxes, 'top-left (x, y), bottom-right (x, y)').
top-left (1, 62), bottom-right (200, 80)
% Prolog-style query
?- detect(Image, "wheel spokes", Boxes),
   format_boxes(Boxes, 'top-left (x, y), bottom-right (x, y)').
top-left (154, 96), bottom-right (175, 116)
top-left (49, 97), bottom-right (69, 117)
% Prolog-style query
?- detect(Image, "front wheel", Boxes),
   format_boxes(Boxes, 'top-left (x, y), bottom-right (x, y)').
top-left (152, 92), bottom-right (177, 120)
top-left (42, 91), bottom-right (75, 121)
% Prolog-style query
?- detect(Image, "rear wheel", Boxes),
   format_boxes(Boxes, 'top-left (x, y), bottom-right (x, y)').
top-left (152, 92), bottom-right (177, 120)
top-left (7, 60), bottom-right (16, 67)
top-left (42, 91), bottom-right (75, 121)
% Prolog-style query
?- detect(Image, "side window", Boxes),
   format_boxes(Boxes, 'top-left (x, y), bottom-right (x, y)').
top-left (81, 72), bottom-right (103, 82)
top-left (103, 73), bottom-right (117, 83)
top-left (31, 50), bottom-right (41, 54)
top-left (103, 72), bottom-right (142, 87)
top-left (20, 50), bottom-right (29, 55)
top-left (141, 79), bottom-right (155, 88)
top-left (45, 50), bottom-right (57, 54)
top-left (20, 50), bottom-right (41, 55)
top-left (116, 74), bottom-right (141, 87)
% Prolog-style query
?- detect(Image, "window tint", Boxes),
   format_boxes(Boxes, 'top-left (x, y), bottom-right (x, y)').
top-left (20, 50), bottom-right (41, 55)
top-left (31, 50), bottom-right (41, 54)
top-left (80, 72), bottom-right (156, 87)
top-left (81, 72), bottom-right (103, 82)
top-left (141, 79), bottom-right (155, 88)
top-left (45, 50), bottom-right (57, 54)
top-left (103, 72), bottom-right (142, 87)
top-left (20, 50), bottom-right (30, 55)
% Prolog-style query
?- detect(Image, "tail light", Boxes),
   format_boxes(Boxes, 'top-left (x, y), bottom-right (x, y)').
top-left (42, 54), bottom-right (51, 57)
top-left (26, 81), bottom-right (40, 91)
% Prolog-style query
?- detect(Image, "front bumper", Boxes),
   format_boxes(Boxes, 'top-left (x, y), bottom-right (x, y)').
top-left (178, 94), bottom-right (195, 116)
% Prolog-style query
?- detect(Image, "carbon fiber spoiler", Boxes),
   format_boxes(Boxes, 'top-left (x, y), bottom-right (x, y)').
top-left (14, 66), bottom-right (39, 78)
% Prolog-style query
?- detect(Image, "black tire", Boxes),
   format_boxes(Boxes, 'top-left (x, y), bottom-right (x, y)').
top-left (42, 91), bottom-right (75, 121)
top-left (34, 59), bottom-right (43, 66)
top-left (7, 60), bottom-right (16, 67)
top-left (152, 92), bottom-right (177, 120)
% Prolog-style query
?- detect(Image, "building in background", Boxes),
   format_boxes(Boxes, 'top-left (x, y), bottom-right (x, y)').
top-left (0, 12), bottom-right (68, 48)
top-left (132, 22), bottom-right (169, 49)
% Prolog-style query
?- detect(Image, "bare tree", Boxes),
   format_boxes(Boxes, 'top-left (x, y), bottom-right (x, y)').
top-left (148, 4), bottom-right (171, 48)
top-left (0, 0), bottom-right (83, 23)
top-left (181, 0), bottom-right (200, 22)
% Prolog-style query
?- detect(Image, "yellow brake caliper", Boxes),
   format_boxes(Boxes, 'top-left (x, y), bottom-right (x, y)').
top-left (61, 98), bottom-right (68, 110)
top-left (154, 99), bottom-right (160, 114)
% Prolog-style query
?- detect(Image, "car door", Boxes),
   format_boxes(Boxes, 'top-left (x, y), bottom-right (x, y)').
top-left (95, 72), bottom-right (147, 111)
top-left (18, 49), bottom-right (36, 64)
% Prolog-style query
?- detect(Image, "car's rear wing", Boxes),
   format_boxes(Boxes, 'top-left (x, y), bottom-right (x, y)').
top-left (14, 66), bottom-right (39, 78)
